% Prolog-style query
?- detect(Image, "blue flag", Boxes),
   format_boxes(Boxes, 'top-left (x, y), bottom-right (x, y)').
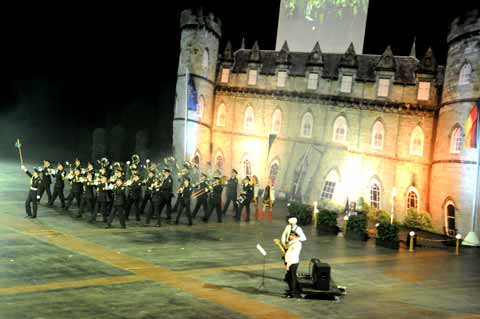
top-left (187, 73), bottom-right (198, 111)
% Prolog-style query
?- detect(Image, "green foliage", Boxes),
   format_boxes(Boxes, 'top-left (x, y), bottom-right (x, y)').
top-left (288, 201), bottom-right (313, 225)
top-left (376, 223), bottom-right (399, 243)
top-left (317, 198), bottom-right (343, 213)
top-left (368, 209), bottom-right (391, 224)
top-left (403, 209), bottom-right (434, 232)
top-left (347, 214), bottom-right (367, 235)
top-left (317, 209), bottom-right (338, 227)
top-left (356, 197), bottom-right (370, 214)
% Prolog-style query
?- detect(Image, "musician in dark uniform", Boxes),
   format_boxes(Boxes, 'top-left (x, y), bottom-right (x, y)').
top-left (140, 170), bottom-right (155, 215)
top-left (38, 160), bottom-right (53, 203)
top-left (259, 178), bottom-right (275, 221)
top-left (175, 177), bottom-right (193, 226)
top-left (93, 175), bottom-right (110, 223)
top-left (192, 173), bottom-right (210, 220)
top-left (222, 169), bottom-right (238, 216)
top-left (106, 178), bottom-right (127, 229)
top-left (78, 172), bottom-right (95, 218)
top-left (64, 168), bottom-right (84, 213)
top-left (205, 176), bottom-right (223, 223)
top-left (235, 176), bottom-right (254, 222)
top-left (126, 173), bottom-right (142, 221)
top-left (145, 169), bottom-right (173, 227)
top-left (21, 165), bottom-right (41, 218)
top-left (48, 162), bottom-right (66, 209)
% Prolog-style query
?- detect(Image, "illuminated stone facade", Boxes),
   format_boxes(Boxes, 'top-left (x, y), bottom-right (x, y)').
top-left (173, 8), bottom-right (480, 235)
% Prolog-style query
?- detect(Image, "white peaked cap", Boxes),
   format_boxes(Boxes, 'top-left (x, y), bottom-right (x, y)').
top-left (288, 217), bottom-right (297, 225)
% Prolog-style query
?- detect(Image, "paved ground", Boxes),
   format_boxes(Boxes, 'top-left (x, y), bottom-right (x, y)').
top-left (1, 159), bottom-right (480, 319)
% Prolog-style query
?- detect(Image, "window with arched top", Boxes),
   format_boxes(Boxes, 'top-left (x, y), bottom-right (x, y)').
top-left (333, 116), bottom-right (348, 143)
top-left (321, 170), bottom-right (340, 200)
top-left (202, 48), bottom-right (209, 76)
top-left (371, 120), bottom-right (385, 150)
top-left (197, 95), bottom-right (205, 118)
top-left (272, 109), bottom-right (282, 134)
top-left (193, 151), bottom-right (201, 167)
top-left (300, 112), bottom-right (313, 138)
top-left (450, 126), bottom-right (463, 154)
top-left (215, 152), bottom-right (224, 170)
top-left (406, 186), bottom-right (419, 210)
top-left (370, 179), bottom-right (382, 209)
top-left (459, 63), bottom-right (472, 85)
top-left (409, 126), bottom-right (424, 156)
top-left (216, 103), bottom-right (226, 127)
top-left (244, 106), bottom-right (255, 130)
top-left (445, 201), bottom-right (456, 236)
top-left (242, 157), bottom-right (252, 177)
top-left (269, 160), bottom-right (280, 184)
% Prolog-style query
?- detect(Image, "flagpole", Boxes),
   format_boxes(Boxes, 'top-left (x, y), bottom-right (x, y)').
top-left (184, 67), bottom-right (188, 162)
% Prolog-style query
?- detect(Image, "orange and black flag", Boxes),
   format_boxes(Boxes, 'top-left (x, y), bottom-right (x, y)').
top-left (465, 101), bottom-right (479, 148)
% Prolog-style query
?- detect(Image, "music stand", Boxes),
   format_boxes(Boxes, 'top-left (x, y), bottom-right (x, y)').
top-left (256, 244), bottom-right (267, 290)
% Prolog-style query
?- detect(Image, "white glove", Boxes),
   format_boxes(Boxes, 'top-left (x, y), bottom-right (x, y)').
top-left (21, 165), bottom-right (26, 171)
top-left (126, 161), bottom-right (131, 165)
top-left (36, 195), bottom-right (41, 200)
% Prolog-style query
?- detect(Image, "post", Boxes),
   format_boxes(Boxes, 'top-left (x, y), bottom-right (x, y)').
top-left (391, 187), bottom-right (397, 224)
top-left (455, 234), bottom-right (462, 255)
top-left (313, 201), bottom-right (318, 228)
top-left (343, 215), bottom-right (349, 236)
top-left (409, 231), bottom-right (415, 252)
top-left (184, 67), bottom-right (189, 162)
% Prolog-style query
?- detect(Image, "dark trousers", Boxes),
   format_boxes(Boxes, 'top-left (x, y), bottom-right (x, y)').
top-left (38, 183), bottom-right (52, 203)
top-left (222, 194), bottom-right (238, 215)
top-left (49, 187), bottom-right (65, 207)
top-left (286, 263), bottom-right (301, 295)
top-left (65, 192), bottom-right (82, 210)
top-left (176, 200), bottom-right (192, 225)
top-left (145, 199), bottom-right (168, 226)
top-left (95, 201), bottom-right (108, 222)
top-left (192, 196), bottom-right (209, 218)
top-left (25, 190), bottom-right (38, 218)
top-left (140, 194), bottom-right (152, 214)
top-left (236, 200), bottom-right (251, 221)
top-left (127, 197), bottom-right (141, 221)
top-left (206, 201), bottom-right (222, 222)
top-left (108, 205), bottom-right (126, 228)
top-left (80, 197), bottom-right (95, 216)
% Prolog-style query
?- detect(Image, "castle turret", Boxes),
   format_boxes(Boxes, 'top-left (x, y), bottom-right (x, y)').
top-left (172, 8), bottom-right (221, 166)
top-left (430, 9), bottom-right (480, 236)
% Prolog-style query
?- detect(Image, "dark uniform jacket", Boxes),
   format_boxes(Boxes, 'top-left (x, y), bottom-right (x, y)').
top-left (83, 181), bottom-right (95, 199)
top-left (211, 183), bottom-right (223, 203)
top-left (96, 183), bottom-right (110, 202)
top-left (26, 171), bottom-right (41, 189)
top-left (160, 175), bottom-right (173, 199)
top-left (40, 167), bottom-right (52, 186)
top-left (113, 186), bottom-right (126, 206)
top-left (196, 181), bottom-right (209, 199)
top-left (70, 176), bottom-right (84, 194)
top-left (128, 181), bottom-right (142, 200)
top-left (242, 183), bottom-right (254, 202)
top-left (53, 169), bottom-right (66, 189)
top-left (179, 185), bottom-right (193, 205)
top-left (226, 177), bottom-right (238, 197)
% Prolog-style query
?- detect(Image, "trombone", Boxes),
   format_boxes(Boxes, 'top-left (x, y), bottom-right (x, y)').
top-left (191, 179), bottom-right (221, 199)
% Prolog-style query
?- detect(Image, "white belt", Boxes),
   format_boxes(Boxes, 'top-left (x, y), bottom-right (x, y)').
top-left (30, 187), bottom-right (38, 191)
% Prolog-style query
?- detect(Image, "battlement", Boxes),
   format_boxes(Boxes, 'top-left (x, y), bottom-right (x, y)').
top-left (447, 8), bottom-right (480, 45)
top-left (180, 8), bottom-right (222, 39)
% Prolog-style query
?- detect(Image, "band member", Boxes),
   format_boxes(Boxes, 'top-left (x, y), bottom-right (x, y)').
top-left (192, 173), bottom-right (210, 220)
top-left (251, 175), bottom-right (260, 218)
top-left (64, 168), bottom-right (84, 213)
top-left (222, 169), bottom-right (238, 216)
top-left (205, 176), bottom-right (223, 223)
top-left (140, 170), bottom-right (155, 215)
top-left (126, 173), bottom-right (142, 221)
top-left (284, 232), bottom-right (302, 298)
top-left (93, 175), bottom-right (110, 223)
top-left (259, 178), bottom-right (275, 221)
top-left (172, 163), bottom-right (190, 213)
top-left (175, 177), bottom-right (193, 226)
top-left (145, 168), bottom-right (172, 227)
top-left (73, 158), bottom-right (82, 172)
top-left (48, 162), bottom-right (66, 209)
top-left (106, 178), bottom-right (127, 229)
top-left (38, 160), bottom-right (53, 203)
top-left (21, 165), bottom-right (41, 218)
top-left (145, 176), bottom-right (162, 226)
top-left (86, 161), bottom-right (95, 176)
top-left (78, 172), bottom-right (96, 218)
top-left (281, 217), bottom-right (307, 247)
top-left (235, 176), bottom-right (254, 222)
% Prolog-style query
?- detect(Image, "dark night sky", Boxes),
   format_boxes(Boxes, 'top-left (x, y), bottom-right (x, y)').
top-left (0, 0), bottom-right (477, 160)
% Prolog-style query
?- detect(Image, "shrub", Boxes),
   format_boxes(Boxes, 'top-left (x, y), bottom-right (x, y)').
top-left (317, 198), bottom-right (343, 214)
top-left (287, 201), bottom-right (313, 225)
top-left (347, 214), bottom-right (368, 235)
top-left (403, 209), bottom-right (434, 232)
top-left (376, 222), bottom-right (399, 242)
top-left (317, 209), bottom-right (338, 227)
top-left (368, 209), bottom-right (392, 224)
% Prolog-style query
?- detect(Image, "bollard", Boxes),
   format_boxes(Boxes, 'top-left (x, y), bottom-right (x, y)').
top-left (409, 231), bottom-right (415, 252)
top-left (455, 234), bottom-right (462, 255)
top-left (343, 215), bottom-right (349, 236)
top-left (313, 201), bottom-right (319, 228)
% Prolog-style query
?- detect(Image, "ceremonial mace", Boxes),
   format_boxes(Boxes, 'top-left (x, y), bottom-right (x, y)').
top-left (14, 138), bottom-right (24, 166)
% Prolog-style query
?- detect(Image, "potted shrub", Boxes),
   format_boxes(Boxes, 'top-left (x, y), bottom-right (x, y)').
top-left (346, 214), bottom-right (369, 241)
top-left (287, 201), bottom-right (313, 226)
top-left (376, 222), bottom-right (400, 249)
top-left (316, 209), bottom-right (339, 235)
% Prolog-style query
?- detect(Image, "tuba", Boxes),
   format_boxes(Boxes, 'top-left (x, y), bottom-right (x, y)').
top-left (132, 154), bottom-right (140, 165)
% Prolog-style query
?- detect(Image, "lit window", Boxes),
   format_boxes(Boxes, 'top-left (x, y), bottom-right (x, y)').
top-left (197, 95), bottom-right (205, 118)
top-left (272, 109), bottom-right (282, 134)
top-left (370, 180), bottom-right (381, 209)
top-left (242, 158), bottom-right (252, 177)
top-left (248, 69), bottom-right (257, 85)
top-left (445, 202), bottom-right (456, 236)
top-left (409, 126), bottom-right (424, 156)
top-left (450, 127), bottom-right (463, 154)
top-left (216, 103), bottom-right (226, 127)
top-left (333, 116), bottom-right (347, 143)
top-left (459, 64), bottom-right (472, 85)
top-left (321, 170), bottom-right (339, 200)
top-left (220, 68), bottom-right (230, 83)
top-left (244, 106), bottom-right (255, 130)
top-left (301, 112), bottom-right (313, 138)
top-left (377, 78), bottom-right (390, 97)
top-left (269, 161), bottom-right (279, 184)
top-left (277, 71), bottom-right (287, 87)
top-left (406, 187), bottom-right (419, 210)
top-left (202, 49), bottom-right (209, 77)
top-left (215, 152), bottom-right (224, 170)
top-left (371, 120), bottom-right (385, 150)
top-left (307, 73), bottom-right (319, 90)
top-left (417, 81), bottom-right (431, 101)
top-left (340, 75), bottom-right (353, 93)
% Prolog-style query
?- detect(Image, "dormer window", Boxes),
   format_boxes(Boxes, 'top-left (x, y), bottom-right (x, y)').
top-left (307, 73), bottom-right (318, 90)
top-left (220, 67), bottom-right (230, 83)
top-left (417, 81), bottom-right (431, 101)
top-left (340, 75), bottom-right (353, 93)
top-left (248, 69), bottom-right (257, 85)
top-left (377, 78), bottom-right (390, 97)
top-left (277, 71), bottom-right (287, 88)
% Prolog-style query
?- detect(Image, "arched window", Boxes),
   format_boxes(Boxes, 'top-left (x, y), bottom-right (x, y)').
top-left (406, 186), bottom-right (419, 210)
top-left (244, 106), bottom-right (255, 130)
top-left (215, 152), bottom-right (224, 170)
top-left (459, 63), bottom-right (472, 85)
top-left (445, 200), bottom-right (456, 236)
top-left (269, 160), bottom-right (280, 184)
top-left (216, 103), bottom-right (226, 127)
top-left (409, 126), bottom-right (424, 157)
top-left (272, 109), bottom-right (282, 134)
top-left (370, 179), bottom-right (382, 209)
top-left (242, 157), bottom-right (252, 177)
top-left (333, 116), bottom-right (348, 143)
top-left (197, 95), bottom-right (205, 118)
top-left (321, 170), bottom-right (339, 200)
top-left (450, 126), bottom-right (463, 154)
top-left (371, 120), bottom-right (385, 150)
top-left (301, 112), bottom-right (313, 138)
top-left (202, 48), bottom-right (209, 76)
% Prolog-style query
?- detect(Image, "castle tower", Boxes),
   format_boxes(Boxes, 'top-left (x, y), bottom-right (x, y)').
top-left (430, 9), bottom-right (480, 236)
top-left (172, 8), bottom-right (221, 167)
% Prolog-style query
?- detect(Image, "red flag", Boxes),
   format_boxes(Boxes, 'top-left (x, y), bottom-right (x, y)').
top-left (465, 103), bottom-right (478, 148)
